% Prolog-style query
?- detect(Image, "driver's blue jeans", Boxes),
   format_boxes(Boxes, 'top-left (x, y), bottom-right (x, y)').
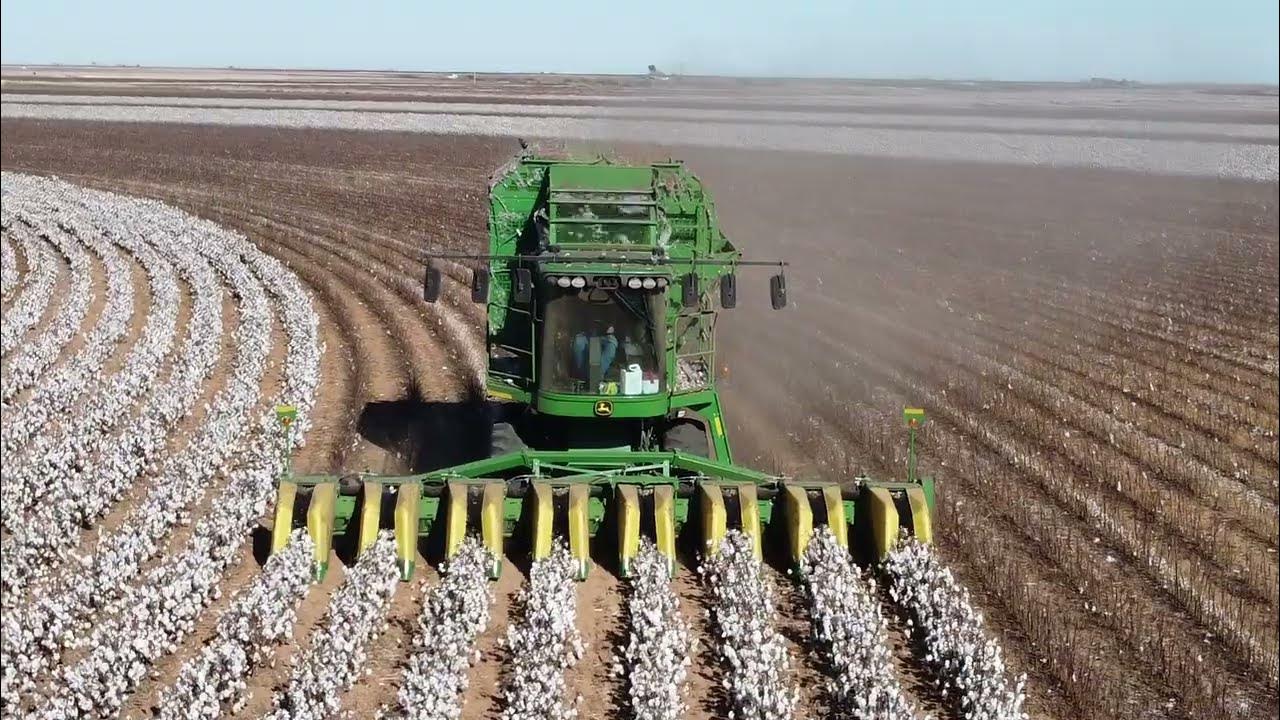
top-left (573, 333), bottom-right (618, 377)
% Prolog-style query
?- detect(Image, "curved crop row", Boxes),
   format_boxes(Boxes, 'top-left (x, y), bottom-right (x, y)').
top-left (1, 180), bottom-right (321, 719)
top-left (0, 231), bottom-right (19, 297)
top-left (1, 216), bottom-right (227, 594)
top-left (156, 531), bottom-right (314, 720)
top-left (0, 213), bottom-right (134, 455)
top-left (0, 223), bottom-right (207, 547)
top-left (267, 533), bottom-right (399, 720)
top-left (0, 216), bottom-right (93, 401)
top-left (0, 218), bottom-right (180, 541)
top-left (0, 220), bottom-right (59, 355)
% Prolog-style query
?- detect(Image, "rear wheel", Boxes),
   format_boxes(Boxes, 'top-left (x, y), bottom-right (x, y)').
top-left (490, 421), bottom-right (526, 457)
top-left (662, 420), bottom-right (710, 457)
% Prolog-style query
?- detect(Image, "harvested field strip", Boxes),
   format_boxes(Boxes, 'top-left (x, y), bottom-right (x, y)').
top-left (853, 343), bottom-right (1280, 691)
top-left (938, 309), bottom-right (1280, 506)
top-left (976, 307), bottom-right (1279, 469)
top-left (249, 209), bottom-right (485, 387)
top-left (844, 378), bottom-right (1270, 719)
top-left (795, 294), bottom-right (1278, 569)
top-left (751, 309), bottom-right (1280, 693)
top-left (819, 313), bottom-right (1280, 655)
top-left (1001, 288), bottom-right (1280, 422)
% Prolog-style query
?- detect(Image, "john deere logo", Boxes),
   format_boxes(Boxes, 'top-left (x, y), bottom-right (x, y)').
top-left (593, 400), bottom-right (614, 417)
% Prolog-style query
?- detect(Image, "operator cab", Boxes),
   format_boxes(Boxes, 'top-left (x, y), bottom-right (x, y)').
top-left (540, 278), bottom-right (667, 397)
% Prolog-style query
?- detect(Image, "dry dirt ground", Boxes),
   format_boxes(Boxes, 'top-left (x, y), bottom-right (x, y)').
top-left (2, 69), bottom-right (1277, 720)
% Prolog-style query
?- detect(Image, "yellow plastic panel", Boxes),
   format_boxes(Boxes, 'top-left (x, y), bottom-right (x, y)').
top-left (652, 485), bottom-right (676, 576)
top-left (781, 484), bottom-right (813, 568)
top-left (567, 485), bottom-right (591, 580)
top-left (822, 485), bottom-right (848, 548)
top-left (480, 483), bottom-right (506, 579)
top-left (395, 482), bottom-right (421, 581)
top-left (271, 480), bottom-right (297, 555)
top-left (737, 484), bottom-right (762, 559)
top-left (905, 486), bottom-right (934, 544)
top-left (359, 480), bottom-right (383, 556)
top-left (865, 486), bottom-right (899, 560)
top-left (699, 482), bottom-right (726, 556)
top-left (616, 485), bottom-right (641, 577)
top-left (530, 482), bottom-right (553, 561)
top-left (445, 481), bottom-right (469, 561)
top-left (307, 482), bottom-right (337, 580)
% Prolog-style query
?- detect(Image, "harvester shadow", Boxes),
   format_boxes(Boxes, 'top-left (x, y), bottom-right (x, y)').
top-left (355, 381), bottom-right (490, 474)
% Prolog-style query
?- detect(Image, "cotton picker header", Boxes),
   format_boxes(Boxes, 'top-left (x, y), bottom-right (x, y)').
top-left (271, 154), bottom-right (935, 581)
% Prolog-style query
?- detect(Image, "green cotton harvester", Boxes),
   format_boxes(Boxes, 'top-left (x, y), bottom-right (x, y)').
top-left (270, 154), bottom-right (935, 581)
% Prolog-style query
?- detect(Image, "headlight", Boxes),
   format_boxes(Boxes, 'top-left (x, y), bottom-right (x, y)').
top-left (570, 276), bottom-right (587, 288)
top-left (626, 277), bottom-right (643, 289)
top-left (642, 277), bottom-right (657, 289)
top-left (656, 277), bottom-right (668, 288)
top-left (556, 276), bottom-right (572, 288)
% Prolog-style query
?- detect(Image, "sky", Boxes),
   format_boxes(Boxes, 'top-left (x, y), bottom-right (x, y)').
top-left (1, 0), bottom-right (1277, 84)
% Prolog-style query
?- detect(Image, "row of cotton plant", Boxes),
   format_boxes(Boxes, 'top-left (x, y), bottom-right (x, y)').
top-left (156, 531), bottom-right (314, 720)
top-left (0, 177), bottom-right (321, 719)
top-left (0, 213), bottom-right (134, 455)
top-left (802, 527), bottom-right (919, 720)
top-left (699, 530), bottom-right (798, 720)
top-left (387, 536), bottom-right (495, 720)
top-left (618, 539), bottom-right (690, 720)
top-left (500, 542), bottom-right (584, 720)
top-left (267, 533), bottom-right (399, 720)
top-left (884, 537), bottom-right (1027, 720)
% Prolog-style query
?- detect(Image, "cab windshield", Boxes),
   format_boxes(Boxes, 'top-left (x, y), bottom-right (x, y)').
top-left (541, 285), bottom-right (665, 395)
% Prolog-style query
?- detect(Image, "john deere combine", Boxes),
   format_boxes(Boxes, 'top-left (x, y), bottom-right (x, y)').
top-left (271, 154), bottom-right (934, 581)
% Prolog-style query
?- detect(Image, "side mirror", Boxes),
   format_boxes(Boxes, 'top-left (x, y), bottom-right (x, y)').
top-left (513, 268), bottom-right (533, 304)
top-left (471, 268), bottom-right (490, 303)
top-left (770, 273), bottom-right (787, 309)
top-left (682, 273), bottom-right (699, 308)
top-left (719, 273), bottom-right (737, 309)
top-left (423, 264), bottom-right (442, 303)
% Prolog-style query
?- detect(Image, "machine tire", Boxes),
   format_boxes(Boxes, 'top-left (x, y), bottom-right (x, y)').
top-left (490, 421), bottom-right (526, 458)
top-left (662, 420), bottom-right (710, 458)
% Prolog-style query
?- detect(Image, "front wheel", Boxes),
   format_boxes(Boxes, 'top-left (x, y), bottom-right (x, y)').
top-left (661, 420), bottom-right (710, 458)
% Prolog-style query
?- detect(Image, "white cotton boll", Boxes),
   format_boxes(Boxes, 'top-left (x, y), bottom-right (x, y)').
top-left (267, 533), bottom-right (398, 720)
top-left (620, 539), bottom-right (690, 720)
top-left (386, 537), bottom-right (494, 720)
top-left (500, 541), bottom-right (582, 720)
top-left (699, 530), bottom-right (797, 720)
top-left (801, 526), bottom-right (917, 720)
